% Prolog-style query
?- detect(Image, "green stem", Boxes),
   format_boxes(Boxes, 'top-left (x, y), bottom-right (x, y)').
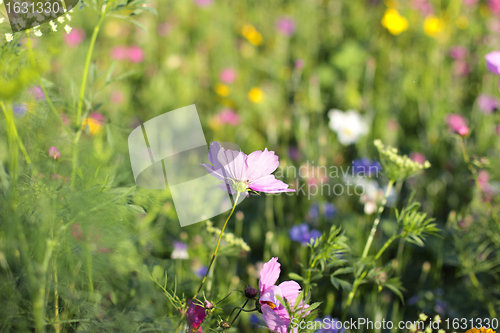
top-left (86, 242), bottom-right (94, 301)
top-left (303, 257), bottom-right (318, 300)
top-left (343, 180), bottom-right (394, 315)
top-left (224, 299), bottom-right (249, 332)
top-left (374, 234), bottom-right (400, 261)
top-left (71, 7), bottom-right (108, 186)
top-left (25, 32), bottom-right (74, 138)
top-left (176, 192), bottom-right (241, 333)
top-left (33, 240), bottom-right (56, 333)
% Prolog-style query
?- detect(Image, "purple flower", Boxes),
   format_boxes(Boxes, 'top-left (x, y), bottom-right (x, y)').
top-left (171, 241), bottom-right (189, 259)
top-left (275, 17), bottom-right (296, 36)
top-left (477, 94), bottom-right (499, 113)
top-left (202, 141), bottom-right (295, 195)
top-left (352, 158), bottom-right (381, 177)
top-left (323, 202), bottom-right (336, 219)
top-left (185, 299), bottom-right (206, 332)
top-left (290, 223), bottom-right (322, 245)
top-left (48, 146), bottom-right (61, 160)
top-left (29, 86), bottom-right (45, 101)
top-left (288, 147), bottom-right (301, 161)
top-left (485, 51), bottom-right (500, 76)
top-left (308, 203), bottom-right (320, 219)
top-left (194, 265), bottom-right (208, 278)
top-left (314, 316), bottom-right (345, 333)
top-left (13, 103), bottom-right (28, 117)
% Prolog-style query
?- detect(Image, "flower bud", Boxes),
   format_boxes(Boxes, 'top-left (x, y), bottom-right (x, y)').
top-left (244, 286), bottom-right (258, 299)
top-left (220, 321), bottom-right (230, 329)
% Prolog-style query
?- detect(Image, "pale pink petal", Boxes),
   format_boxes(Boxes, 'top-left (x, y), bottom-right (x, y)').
top-left (259, 257), bottom-right (281, 293)
top-left (259, 285), bottom-right (283, 305)
top-left (486, 51), bottom-right (500, 76)
top-left (245, 148), bottom-right (280, 182)
top-left (249, 175), bottom-right (294, 193)
top-left (278, 281), bottom-right (301, 308)
top-left (261, 305), bottom-right (289, 333)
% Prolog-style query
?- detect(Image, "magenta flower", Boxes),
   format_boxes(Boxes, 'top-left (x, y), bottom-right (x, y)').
top-left (194, 0), bottom-right (213, 7)
top-left (185, 299), bottom-right (206, 332)
top-left (216, 109), bottom-right (240, 126)
top-left (259, 257), bottom-right (303, 333)
top-left (64, 28), bottom-right (85, 47)
top-left (275, 17), bottom-right (296, 36)
top-left (220, 68), bottom-right (237, 84)
top-left (29, 85), bottom-right (45, 101)
top-left (489, 0), bottom-right (500, 15)
top-left (202, 142), bottom-right (295, 195)
top-left (128, 46), bottom-right (144, 63)
top-left (485, 51), bottom-right (500, 76)
top-left (48, 146), bottom-right (61, 160)
top-left (477, 94), bottom-right (499, 113)
top-left (446, 114), bottom-right (469, 136)
top-left (449, 46), bottom-right (467, 60)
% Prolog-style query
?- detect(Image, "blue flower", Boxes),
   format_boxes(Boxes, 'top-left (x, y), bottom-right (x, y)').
top-left (308, 203), bottom-right (320, 219)
top-left (289, 223), bottom-right (322, 245)
top-left (13, 103), bottom-right (28, 118)
top-left (352, 158), bottom-right (381, 177)
top-left (194, 265), bottom-right (208, 278)
top-left (323, 202), bottom-right (337, 219)
top-left (315, 316), bottom-right (345, 333)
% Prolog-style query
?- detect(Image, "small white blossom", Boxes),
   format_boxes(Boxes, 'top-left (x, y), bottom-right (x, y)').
top-left (0, 0), bottom-right (3, 4)
top-left (0, 18), bottom-right (4, 24)
top-left (328, 109), bottom-right (369, 146)
top-left (5, 33), bottom-right (13, 42)
top-left (34, 29), bottom-right (42, 37)
top-left (57, 16), bottom-right (65, 23)
top-left (64, 25), bottom-right (72, 34)
top-left (50, 20), bottom-right (57, 31)
top-left (66, 14), bottom-right (71, 21)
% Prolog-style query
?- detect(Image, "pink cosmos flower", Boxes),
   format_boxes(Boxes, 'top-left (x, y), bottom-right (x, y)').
top-left (485, 51), bottom-right (500, 76)
top-left (128, 46), bottom-right (144, 63)
top-left (48, 146), bottom-right (61, 160)
top-left (111, 46), bottom-right (128, 61)
top-left (259, 257), bottom-right (306, 333)
top-left (64, 28), bottom-right (85, 47)
top-left (202, 142), bottom-right (295, 195)
top-left (446, 114), bottom-right (469, 136)
top-left (216, 109), bottom-right (240, 126)
top-left (220, 68), bottom-right (237, 84)
top-left (185, 299), bottom-right (207, 332)
top-left (275, 17), bottom-right (296, 36)
top-left (489, 0), bottom-right (500, 15)
top-left (194, 0), bottom-right (213, 7)
top-left (477, 94), bottom-right (499, 113)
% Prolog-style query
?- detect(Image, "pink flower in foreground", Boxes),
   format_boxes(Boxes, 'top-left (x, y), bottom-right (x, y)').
top-left (219, 68), bottom-right (237, 84)
top-left (216, 109), bottom-right (240, 126)
top-left (259, 257), bottom-right (306, 333)
top-left (485, 51), bottom-right (500, 76)
top-left (275, 17), bottom-right (296, 36)
top-left (202, 141), bottom-right (295, 195)
top-left (446, 114), bottom-right (469, 136)
top-left (185, 299), bottom-right (206, 332)
top-left (128, 46), bottom-right (144, 63)
top-left (64, 28), bottom-right (85, 47)
top-left (48, 146), bottom-right (61, 160)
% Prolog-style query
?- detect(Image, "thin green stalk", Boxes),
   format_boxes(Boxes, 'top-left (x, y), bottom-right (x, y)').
top-left (303, 257), bottom-right (318, 300)
top-left (33, 239), bottom-right (56, 333)
top-left (374, 234), bottom-right (399, 261)
top-left (71, 6), bottom-right (108, 186)
top-left (223, 299), bottom-right (249, 332)
top-left (86, 242), bottom-right (94, 301)
top-left (175, 192), bottom-right (241, 333)
top-left (343, 180), bottom-right (394, 315)
top-left (25, 32), bottom-right (74, 138)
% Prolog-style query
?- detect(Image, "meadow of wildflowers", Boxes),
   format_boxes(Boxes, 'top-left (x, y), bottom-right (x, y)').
top-left (1, 0), bottom-right (500, 332)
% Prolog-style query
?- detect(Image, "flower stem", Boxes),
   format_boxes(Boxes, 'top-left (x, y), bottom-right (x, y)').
top-left (176, 192), bottom-right (241, 333)
top-left (71, 7), bottom-right (107, 186)
top-left (344, 179), bottom-right (394, 315)
top-left (224, 299), bottom-right (249, 332)
top-left (25, 31), bottom-right (74, 138)
top-left (374, 234), bottom-right (399, 261)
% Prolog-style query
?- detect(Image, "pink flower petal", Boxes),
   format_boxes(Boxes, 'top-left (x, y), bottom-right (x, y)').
top-left (486, 51), bottom-right (500, 76)
top-left (278, 281), bottom-right (301, 308)
top-left (260, 285), bottom-right (282, 305)
top-left (261, 305), bottom-right (289, 333)
top-left (259, 257), bottom-right (281, 293)
top-left (246, 148), bottom-right (280, 181)
top-left (249, 175), bottom-right (294, 193)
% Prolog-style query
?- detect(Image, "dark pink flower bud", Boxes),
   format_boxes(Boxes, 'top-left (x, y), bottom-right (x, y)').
top-left (245, 286), bottom-right (258, 299)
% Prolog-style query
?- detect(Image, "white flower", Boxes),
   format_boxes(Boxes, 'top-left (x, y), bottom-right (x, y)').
top-left (66, 14), bottom-right (71, 21)
top-left (328, 109), bottom-right (369, 145)
top-left (64, 25), bottom-right (72, 34)
top-left (50, 20), bottom-right (57, 31)
top-left (34, 29), bottom-right (42, 37)
top-left (57, 16), bottom-right (65, 23)
top-left (5, 33), bottom-right (13, 42)
top-left (0, 18), bottom-right (4, 23)
top-left (0, 0), bottom-right (3, 4)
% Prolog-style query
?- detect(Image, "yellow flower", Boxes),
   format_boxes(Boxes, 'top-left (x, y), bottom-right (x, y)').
top-left (424, 16), bottom-right (444, 37)
top-left (466, 328), bottom-right (496, 333)
top-left (241, 24), bottom-right (263, 46)
top-left (456, 15), bottom-right (469, 30)
top-left (248, 87), bottom-right (264, 103)
top-left (381, 9), bottom-right (409, 35)
top-left (82, 118), bottom-right (103, 135)
top-left (215, 83), bottom-right (231, 97)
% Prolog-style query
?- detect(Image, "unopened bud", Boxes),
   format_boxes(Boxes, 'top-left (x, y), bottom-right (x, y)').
top-left (220, 321), bottom-right (230, 329)
top-left (245, 286), bottom-right (258, 299)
